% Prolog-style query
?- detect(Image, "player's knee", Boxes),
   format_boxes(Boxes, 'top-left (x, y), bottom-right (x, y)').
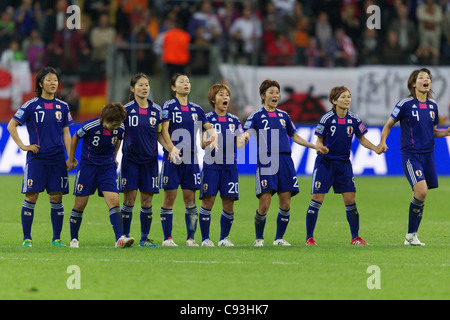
top-left (25, 192), bottom-right (39, 203)
top-left (48, 193), bottom-right (63, 203)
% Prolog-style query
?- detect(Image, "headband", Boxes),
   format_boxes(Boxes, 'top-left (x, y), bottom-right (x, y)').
top-left (333, 89), bottom-right (347, 100)
top-left (39, 72), bottom-right (56, 83)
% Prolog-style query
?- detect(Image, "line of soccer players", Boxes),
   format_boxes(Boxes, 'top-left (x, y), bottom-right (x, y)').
top-left (8, 67), bottom-right (449, 248)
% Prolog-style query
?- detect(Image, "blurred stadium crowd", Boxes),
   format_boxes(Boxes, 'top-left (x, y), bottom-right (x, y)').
top-left (0, 0), bottom-right (449, 78)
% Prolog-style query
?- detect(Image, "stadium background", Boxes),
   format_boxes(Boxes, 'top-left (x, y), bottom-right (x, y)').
top-left (0, 0), bottom-right (449, 176)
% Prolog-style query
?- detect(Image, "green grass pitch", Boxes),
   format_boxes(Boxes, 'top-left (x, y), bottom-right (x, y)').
top-left (0, 174), bottom-right (449, 300)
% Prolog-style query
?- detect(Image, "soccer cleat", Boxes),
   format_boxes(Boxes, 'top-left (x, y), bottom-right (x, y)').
top-left (52, 239), bottom-right (67, 247)
top-left (162, 237), bottom-right (178, 247)
top-left (350, 237), bottom-right (368, 245)
top-left (22, 239), bottom-right (32, 247)
top-left (404, 233), bottom-right (425, 246)
top-left (115, 235), bottom-right (134, 248)
top-left (139, 239), bottom-right (158, 247)
top-left (218, 238), bottom-right (234, 247)
top-left (273, 238), bottom-right (291, 246)
top-left (201, 239), bottom-right (215, 247)
top-left (69, 238), bottom-right (79, 248)
top-left (254, 238), bottom-right (264, 247)
top-left (186, 238), bottom-right (199, 247)
top-left (305, 237), bottom-right (317, 246)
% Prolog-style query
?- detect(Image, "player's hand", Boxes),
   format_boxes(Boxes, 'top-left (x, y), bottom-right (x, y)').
top-left (316, 145), bottom-right (329, 155)
top-left (66, 158), bottom-right (78, 171)
top-left (22, 144), bottom-right (40, 154)
top-left (204, 135), bottom-right (215, 149)
top-left (170, 146), bottom-right (181, 163)
top-left (377, 143), bottom-right (388, 153)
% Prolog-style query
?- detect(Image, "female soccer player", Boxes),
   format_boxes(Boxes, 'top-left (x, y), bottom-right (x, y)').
top-left (199, 83), bottom-right (248, 247)
top-left (120, 73), bottom-right (167, 247)
top-left (7, 67), bottom-right (73, 247)
top-left (379, 68), bottom-right (450, 246)
top-left (66, 103), bottom-right (134, 248)
top-left (242, 79), bottom-right (327, 246)
top-left (160, 73), bottom-right (217, 246)
top-left (305, 86), bottom-right (382, 246)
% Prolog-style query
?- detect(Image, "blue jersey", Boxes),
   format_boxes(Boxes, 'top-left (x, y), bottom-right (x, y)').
top-left (390, 97), bottom-right (439, 154)
top-left (161, 98), bottom-right (208, 159)
top-left (76, 117), bottom-right (125, 166)
top-left (315, 110), bottom-right (367, 161)
top-left (13, 97), bottom-right (73, 164)
top-left (203, 111), bottom-right (243, 169)
top-left (243, 107), bottom-right (297, 155)
top-left (122, 99), bottom-right (162, 164)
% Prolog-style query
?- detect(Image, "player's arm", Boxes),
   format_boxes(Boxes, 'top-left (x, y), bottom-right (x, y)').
top-left (358, 135), bottom-right (383, 155)
top-left (203, 122), bottom-right (218, 151)
top-left (114, 139), bottom-right (121, 167)
top-left (379, 117), bottom-right (395, 152)
top-left (291, 133), bottom-right (328, 154)
top-left (157, 132), bottom-right (169, 152)
top-left (433, 125), bottom-right (450, 138)
top-left (161, 121), bottom-right (181, 162)
top-left (7, 118), bottom-right (40, 154)
top-left (67, 133), bottom-right (80, 171)
top-left (62, 126), bottom-right (72, 156)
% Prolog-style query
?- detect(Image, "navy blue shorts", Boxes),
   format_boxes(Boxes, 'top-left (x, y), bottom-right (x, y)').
top-left (74, 163), bottom-right (119, 197)
top-left (255, 153), bottom-right (299, 198)
top-left (160, 159), bottom-right (201, 191)
top-left (401, 152), bottom-right (438, 190)
top-left (119, 157), bottom-right (159, 193)
top-left (22, 161), bottom-right (69, 194)
top-left (200, 166), bottom-right (239, 200)
top-left (311, 157), bottom-right (356, 194)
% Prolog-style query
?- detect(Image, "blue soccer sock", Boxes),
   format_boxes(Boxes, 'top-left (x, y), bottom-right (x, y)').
top-left (109, 206), bottom-right (124, 241)
top-left (160, 207), bottom-right (173, 240)
top-left (254, 210), bottom-right (266, 239)
top-left (185, 206), bottom-right (198, 240)
top-left (50, 202), bottom-right (64, 241)
top-left (345, 203), bottom-right (359, 239)
top-left (121, 204), bottom-right (134, 237)
top-left (21, 200), bottom-right (35, 240)
top-left (408, 197), bottom-right (424, 233)
top-left (140, 206), bottom-right (153, 241)
top-left (306, 199), bottom-right (322, 239)
top-left (199, 207), bottom-right (211, 241)
top-left (275, 208), bottom-right (290, 240)
top-left (220, 210), bottom-right (234, 241)
top-left (69, 209), bottom-right (83, 240)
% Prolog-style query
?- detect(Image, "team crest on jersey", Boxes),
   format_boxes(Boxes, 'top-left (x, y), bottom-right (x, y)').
top-left (55, 111), bottom-right (62, 121)
top-left (112, 137), bottom-right (118, 144)
top-left (279, 119), bottom-right (286, 127)
top-left (315, 181), bottom-right (321, 189)
top-left (415, 170), bottom-right (423, 177)
top-left (203, 183), bottom-right (208, 191)
top-left (163, 176), bottom-right (169, 184)
top-left (150, 117), bottom-right (157, 126)
top-left (192, 114), bottom-right (198, 122)
top-left (228, 123), bottom-right (235, 132)
top-left (261, 179), bottom-right (267, 188)
top-left (77, 184), bottom-right (83, 192)
top-left (429, 111), bottom-right (435, 120)
top-left (347, 126), bottom-right (353, 136)
top-left (121, 178), bottom-right (127, 186)
top-left (27, 179), bottom-right (33, 187)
